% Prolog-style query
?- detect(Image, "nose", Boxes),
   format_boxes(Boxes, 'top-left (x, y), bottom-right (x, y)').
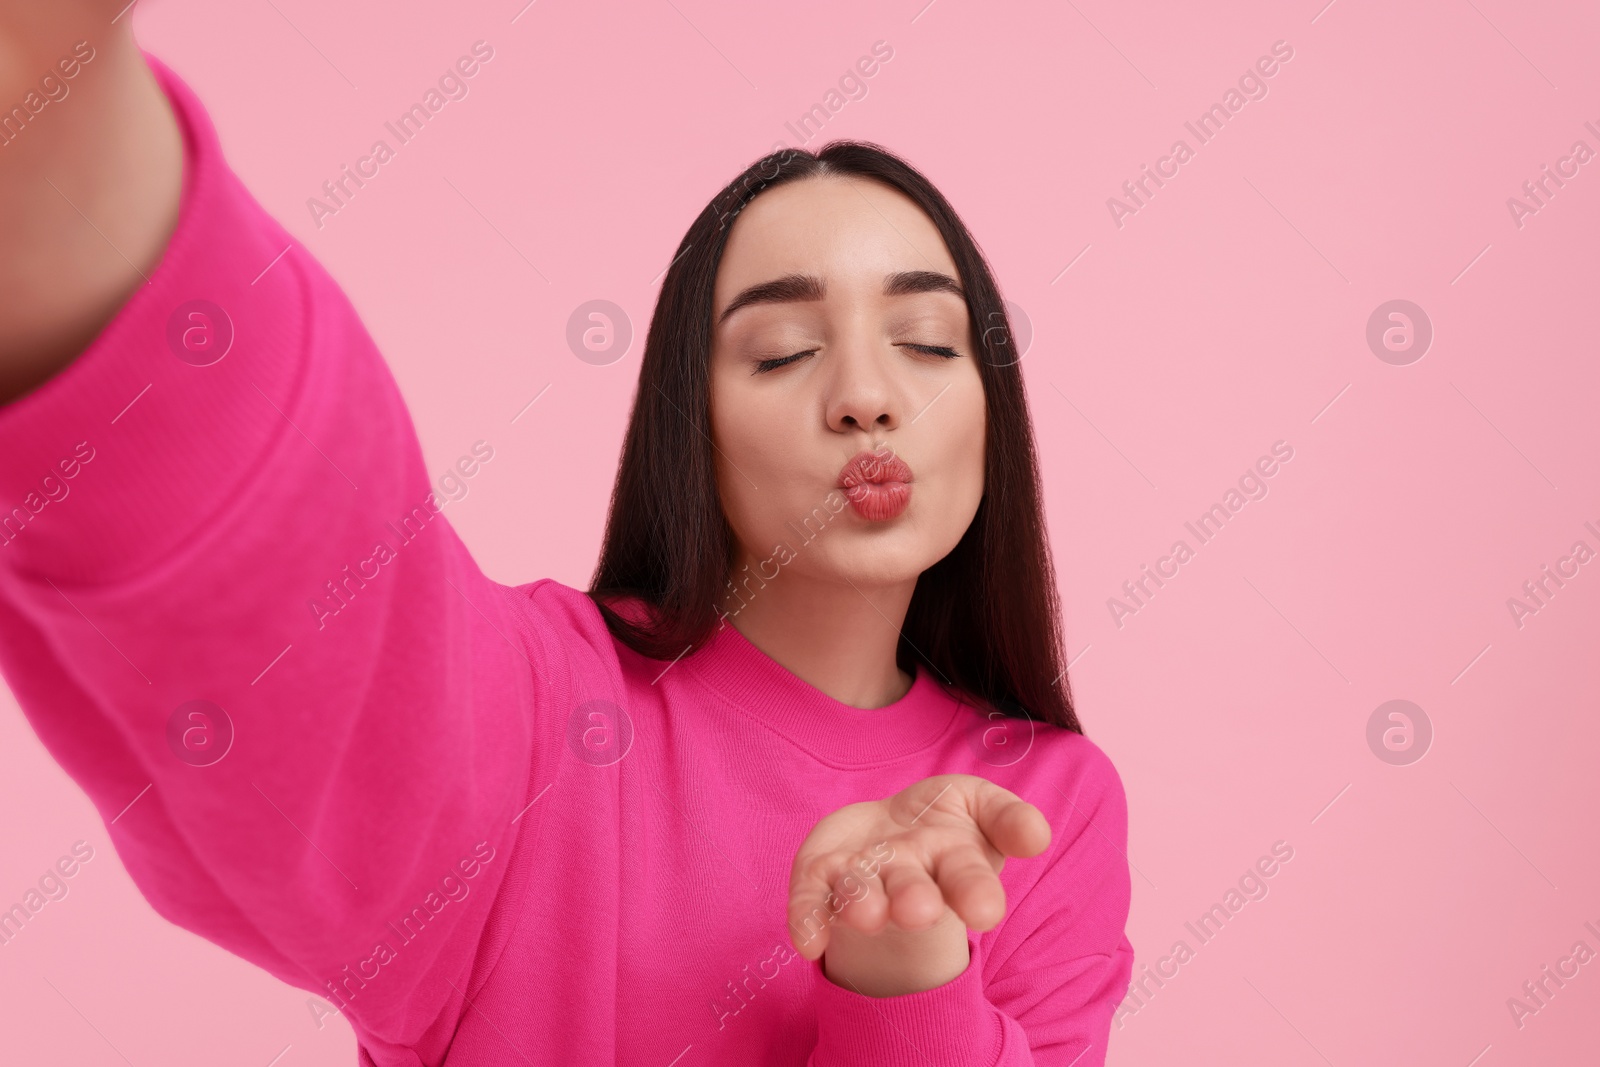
top-left (824, 337), bottom-right (902, 433)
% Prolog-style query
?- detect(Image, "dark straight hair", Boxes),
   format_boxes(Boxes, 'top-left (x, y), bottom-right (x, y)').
top-left (587, 141), bottom-right (1081, 735)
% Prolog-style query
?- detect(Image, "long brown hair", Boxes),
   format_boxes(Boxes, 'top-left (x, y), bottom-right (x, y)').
top-left (587, 141), bottom-right (1081, 734)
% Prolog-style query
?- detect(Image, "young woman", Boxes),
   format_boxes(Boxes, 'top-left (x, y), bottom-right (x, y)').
top-left (0, 8), bottom-right (1132, 1065)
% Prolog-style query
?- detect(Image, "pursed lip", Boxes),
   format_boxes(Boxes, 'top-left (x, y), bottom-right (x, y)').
top-left (836, 447), bottom-right (914, 489)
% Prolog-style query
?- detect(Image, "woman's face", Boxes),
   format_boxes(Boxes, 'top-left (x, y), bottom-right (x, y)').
top-left (708, 174), bottom-right (987, 591)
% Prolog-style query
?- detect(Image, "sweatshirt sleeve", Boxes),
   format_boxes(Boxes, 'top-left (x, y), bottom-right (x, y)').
top-left (0, 52), bottom-right (546, 1058)
top-left (806, 740), bottom-right (1134, 1066)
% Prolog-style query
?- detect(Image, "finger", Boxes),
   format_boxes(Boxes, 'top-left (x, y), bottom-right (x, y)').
top-left (878, 849), bottom-right (948, 931)
top-left (788, 851), bottom-right (866, 960)
top-left (929, 841), bottom-right (1009, 931)
top-left (827, 853), bottom-right (890, 936)
top-left (787, 887), bottom-right (837, 960)
top-left (969, 781), bottom-right (1052, 860)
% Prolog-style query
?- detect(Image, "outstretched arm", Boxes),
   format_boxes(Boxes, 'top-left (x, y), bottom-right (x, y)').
top-left (0, 3), bottom-right (181, 402)
top-left (0, 11), bottom-right (551, 1061)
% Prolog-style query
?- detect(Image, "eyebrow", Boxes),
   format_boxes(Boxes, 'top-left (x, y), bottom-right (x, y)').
top-left (715, 270), bottom-right (965, 326)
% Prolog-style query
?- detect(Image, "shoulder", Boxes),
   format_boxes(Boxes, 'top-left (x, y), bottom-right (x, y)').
top-left (513, 576), bottom-right (604, 623)
top-left (508, 575), bottom-right (611, 639)
top-left (979, 722), bottom-right (1134, 965)
top-left (501, 578), bottom-right (612, 674)
top-left (993, 720), bottom-right (1129, 841)
top-left (1045, 728), bottom-right (1124, 799)
top-left (507, 578), bottom-right (670, 680)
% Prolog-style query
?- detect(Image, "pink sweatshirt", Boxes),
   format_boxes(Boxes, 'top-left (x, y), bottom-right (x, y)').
top-left (0, 53), bottom-right (1133, 1066)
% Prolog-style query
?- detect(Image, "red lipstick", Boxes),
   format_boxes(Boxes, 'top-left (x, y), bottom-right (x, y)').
top-left (837, 447), bottom-right (914, 521)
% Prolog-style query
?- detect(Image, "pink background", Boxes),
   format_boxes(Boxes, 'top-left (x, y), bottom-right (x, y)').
top-left (3, 0), bottom-right (1598, 1063)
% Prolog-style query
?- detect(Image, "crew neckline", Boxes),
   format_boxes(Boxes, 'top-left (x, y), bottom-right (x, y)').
top-left (682, 616), bottom-right (967, 767)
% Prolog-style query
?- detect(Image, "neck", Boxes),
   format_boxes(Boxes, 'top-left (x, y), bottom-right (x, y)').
top-left (716, 557), bottom-right (916, 710)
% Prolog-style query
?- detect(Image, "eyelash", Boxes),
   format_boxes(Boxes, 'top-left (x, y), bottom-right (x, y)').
top-left (751, 344), bottom-right (962, 374)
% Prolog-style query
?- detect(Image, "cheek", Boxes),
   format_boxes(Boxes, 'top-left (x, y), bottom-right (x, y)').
top-left (709, 371), bottom-right (803, 542)
top-left (934, 379), bottom-right (986, 507)
top-left (713, 448), bottom-right (760, 542)
top-left (896, 375), bottom-right (985, 567)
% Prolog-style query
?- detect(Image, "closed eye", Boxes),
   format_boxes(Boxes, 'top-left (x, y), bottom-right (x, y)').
top-left (752, 350), bottom-right (817, 374)
top-left (900, 343), bottom-right (962, 359)
top-left (750, 343), bottom-right (963, 375)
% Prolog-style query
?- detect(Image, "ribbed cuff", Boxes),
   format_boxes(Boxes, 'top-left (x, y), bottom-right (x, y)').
top-left (810, 937), bottom-right (1002, 1066)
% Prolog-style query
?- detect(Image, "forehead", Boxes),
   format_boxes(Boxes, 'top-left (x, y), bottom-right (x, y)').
top-left (712, 175), bottom-right (960, 314)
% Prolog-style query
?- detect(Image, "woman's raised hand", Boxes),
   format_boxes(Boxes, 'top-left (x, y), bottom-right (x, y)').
top-left (786, 773), bottom-right (1052, 997)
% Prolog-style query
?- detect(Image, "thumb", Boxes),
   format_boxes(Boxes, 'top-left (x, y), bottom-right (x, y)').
top-left (970, 781), bottom-right (1051, 860)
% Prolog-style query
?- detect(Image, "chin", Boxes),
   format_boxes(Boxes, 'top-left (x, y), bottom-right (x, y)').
top-left (820, 528), bottom-right (949, 586)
